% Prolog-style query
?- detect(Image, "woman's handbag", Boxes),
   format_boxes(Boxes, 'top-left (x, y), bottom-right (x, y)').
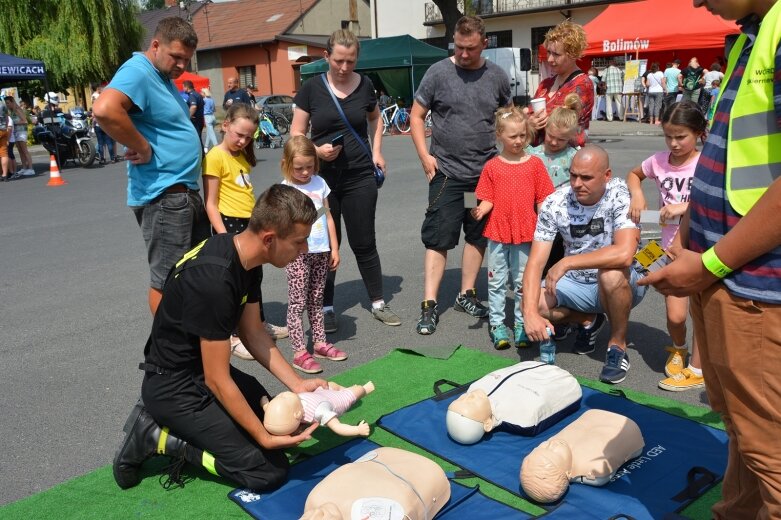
top-left (321, 74), bottom-right (385, 188)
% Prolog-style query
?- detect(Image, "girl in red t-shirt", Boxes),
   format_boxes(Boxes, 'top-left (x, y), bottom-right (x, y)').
top-left (473, 107), bottom-right (555, 350)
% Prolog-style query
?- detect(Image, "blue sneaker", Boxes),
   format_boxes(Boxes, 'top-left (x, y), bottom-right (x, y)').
top-left (600, 345), bottom-right (630, 384)
top-left (553, 323), bottom-right (572, 341)
top-left (489, 324), bottom-right (511, 350)
top-left (514, 323), bottom-right (529, 348)
top-left (573, 313), bottom-right (607, 355)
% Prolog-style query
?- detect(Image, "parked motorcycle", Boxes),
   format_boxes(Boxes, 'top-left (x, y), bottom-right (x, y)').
top-left (69, 106), bottom-right (89, 131)
top-left (32, 111), bottom-right (96, 168)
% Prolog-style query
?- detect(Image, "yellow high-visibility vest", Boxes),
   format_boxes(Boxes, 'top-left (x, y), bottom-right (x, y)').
top-left (716, 0), bottom-right (781, 216)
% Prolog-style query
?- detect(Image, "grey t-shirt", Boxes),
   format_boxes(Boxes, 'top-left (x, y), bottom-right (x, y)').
top-left (415, 58), bottom-right (511, 182)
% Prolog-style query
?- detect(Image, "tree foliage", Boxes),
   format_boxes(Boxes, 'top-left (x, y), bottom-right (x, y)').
top-left (431, 0), bottom-right (464, 46)
top-left (0, 0), bottom-right (143, 91)
top-left (143, 0), bottom-right (166, 10)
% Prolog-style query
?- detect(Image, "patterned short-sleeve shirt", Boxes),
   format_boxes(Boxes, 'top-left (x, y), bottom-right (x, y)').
top-left (534, 178), bottom-right (637, 283)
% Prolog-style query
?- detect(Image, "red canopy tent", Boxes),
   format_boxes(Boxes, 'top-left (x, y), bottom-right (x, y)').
top-left (581, 0), bottom-right (739, 57)
top-left (538, 0), bottom-right (739, 70)
top-left (173, 71), bottom-right (210, 92)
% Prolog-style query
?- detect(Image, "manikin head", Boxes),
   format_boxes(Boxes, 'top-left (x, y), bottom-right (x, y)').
top-left (262, 392), bottom-right (304, 435)
top-left (446, 389), bottom-right (494, 444)
top-left (520, 438), bottom-right (573, 503)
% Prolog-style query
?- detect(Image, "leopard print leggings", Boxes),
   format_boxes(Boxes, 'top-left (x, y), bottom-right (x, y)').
top-left (285, 251), bottom-right (330, 353)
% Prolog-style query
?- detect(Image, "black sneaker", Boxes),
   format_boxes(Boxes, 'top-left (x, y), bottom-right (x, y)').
top-left (323, 309), bottom-right (338, 333)
top-left (553, 323), bottom-right (572, 341)
top-left (454, 289), bottom-right (489, 318)
top-left (600, 345), bottom-right (631, 384)
top-left (573, 313), bottom-right (607, 355)
top-left (416, 300), bottom-right (439, 335)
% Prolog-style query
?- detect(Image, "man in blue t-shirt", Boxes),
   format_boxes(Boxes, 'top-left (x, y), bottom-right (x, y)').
top-left (222, 77), bottom-right (252, 110)
top-left (93, 17), bottom-right (209, 315)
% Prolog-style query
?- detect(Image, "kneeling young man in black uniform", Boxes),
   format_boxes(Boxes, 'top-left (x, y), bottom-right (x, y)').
top-left (114, 184), bottom-right (327, 491)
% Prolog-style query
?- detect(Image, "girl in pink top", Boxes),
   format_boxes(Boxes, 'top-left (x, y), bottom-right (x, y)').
top-left (473, 107), bottom-right (554, 351)
top-left (627, 100), bottom-right (707, 392)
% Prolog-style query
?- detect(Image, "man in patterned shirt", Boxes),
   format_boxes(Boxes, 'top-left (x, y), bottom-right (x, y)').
top-left (643, 1), bottom-right (781, 517)
top-left (523, 145), bottom-right (645, 384)
top-left (603, 59), bottom-right (624, 122)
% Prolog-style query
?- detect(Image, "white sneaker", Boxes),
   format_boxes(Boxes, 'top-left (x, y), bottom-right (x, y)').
top-left (230, 336), bottom-right (254, 360)
top-left (20, 168), bottom-right (36, 177)
top-left (265, 322), bottom-right (289, 340)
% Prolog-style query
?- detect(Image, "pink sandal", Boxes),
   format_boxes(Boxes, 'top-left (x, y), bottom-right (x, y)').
top-left (293, 352), bottom-right (323, 374)
top-left (313, 342), bottom-right (348, 361)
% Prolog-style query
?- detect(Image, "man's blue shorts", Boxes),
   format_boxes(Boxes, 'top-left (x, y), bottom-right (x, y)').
top-left (554, 268), bottom-right (647, 314)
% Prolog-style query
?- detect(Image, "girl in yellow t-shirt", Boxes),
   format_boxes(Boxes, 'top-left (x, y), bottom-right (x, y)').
top-left (202, 102), bottom-right (287, 359)
top-left (203, 102), bottom-right (258, 234)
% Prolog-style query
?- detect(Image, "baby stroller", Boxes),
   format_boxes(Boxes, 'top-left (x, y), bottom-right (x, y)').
top-left (254, 109), bottom-right (284, 149)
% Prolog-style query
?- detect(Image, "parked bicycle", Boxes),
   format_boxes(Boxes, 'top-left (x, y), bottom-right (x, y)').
top-left (381, 103), bottom-right (411, 134)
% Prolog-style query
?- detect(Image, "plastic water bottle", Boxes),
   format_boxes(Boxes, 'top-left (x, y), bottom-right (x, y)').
top-left (540, 327), bottom-right (556, 365)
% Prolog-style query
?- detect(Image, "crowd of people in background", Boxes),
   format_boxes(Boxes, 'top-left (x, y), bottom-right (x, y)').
top-left (588, 55), bottom-right (725, 125)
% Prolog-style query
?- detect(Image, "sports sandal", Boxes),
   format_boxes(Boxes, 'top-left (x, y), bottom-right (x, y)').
top-left (293, 352), bottom-right (323, 374)
top-left (230, 336), bottom-right (254, 360)
top-left (313, 342), bottom-right (348, 361)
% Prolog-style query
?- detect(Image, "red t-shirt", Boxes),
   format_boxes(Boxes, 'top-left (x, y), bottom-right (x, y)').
top-left (476, 155), bottom-right (554, 245)
top-left (533, 71), bottom-right (594, 147)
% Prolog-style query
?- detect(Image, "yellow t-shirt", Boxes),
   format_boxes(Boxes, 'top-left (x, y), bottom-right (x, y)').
top-left (203, 147), bottom-right (255, 218)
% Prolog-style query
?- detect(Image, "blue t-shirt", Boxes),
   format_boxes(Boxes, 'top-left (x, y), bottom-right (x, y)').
top-left (108, 52), bottom-right (201, 206)
top-left (203, 97), bottom-right (215, 115)
top-left (663, 67), bottom-right (680, 93)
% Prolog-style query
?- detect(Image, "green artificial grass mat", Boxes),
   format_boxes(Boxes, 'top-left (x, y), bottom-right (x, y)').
top-left (1, 346), bottom-right (723, 519)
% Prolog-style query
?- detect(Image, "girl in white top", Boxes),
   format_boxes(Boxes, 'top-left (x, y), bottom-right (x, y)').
top-left (644, 62), bottom-right (665, 126)
top-left (281, 136), bottom-right (343, 375)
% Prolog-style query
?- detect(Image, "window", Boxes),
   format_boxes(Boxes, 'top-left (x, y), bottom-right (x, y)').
top-left (486, 30), bottom-right (512, 49)
top-left (237, 65), bottom-right (256, 89)
top-left (531, 26), bottom-right (554, 73)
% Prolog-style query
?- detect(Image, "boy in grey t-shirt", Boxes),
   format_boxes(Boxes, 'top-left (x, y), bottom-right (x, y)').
top-left (409, 15), bottom-right (511, 336)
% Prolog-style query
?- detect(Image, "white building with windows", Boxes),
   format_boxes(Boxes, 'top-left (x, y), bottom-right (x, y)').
top-left (370, 0), bottom-right (631, 96)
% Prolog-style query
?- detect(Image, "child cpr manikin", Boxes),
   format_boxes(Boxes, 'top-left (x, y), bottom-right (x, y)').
top-left (262, 381), bottom-right (374, 437)
top-left (520, 409), bottom-right (645, 503)
top-left (301, 447), bottom-right (450, 520)
top-left (446, 362), bottom-right (582, 444)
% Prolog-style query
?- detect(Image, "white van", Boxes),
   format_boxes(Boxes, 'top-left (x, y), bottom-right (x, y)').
top-left (481, 48), bottom-right (529, 104)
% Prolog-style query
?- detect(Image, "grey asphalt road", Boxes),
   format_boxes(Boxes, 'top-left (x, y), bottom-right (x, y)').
top-left (0, 132), bottom-right (705, 506)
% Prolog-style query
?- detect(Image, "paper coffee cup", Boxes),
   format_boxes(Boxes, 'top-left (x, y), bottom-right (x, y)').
top-left (530, 98), bottom-right (546, 113)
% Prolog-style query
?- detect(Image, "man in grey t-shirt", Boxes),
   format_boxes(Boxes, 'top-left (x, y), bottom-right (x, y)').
top-left (409, 15), bottom-right (511, 336)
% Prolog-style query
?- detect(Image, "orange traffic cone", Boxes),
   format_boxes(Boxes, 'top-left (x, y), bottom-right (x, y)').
top-left (46, 154), bottom-right (67, 186)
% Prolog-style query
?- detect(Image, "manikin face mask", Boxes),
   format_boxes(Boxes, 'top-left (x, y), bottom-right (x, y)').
top-left (446, 410), bottom-right (485, 445)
